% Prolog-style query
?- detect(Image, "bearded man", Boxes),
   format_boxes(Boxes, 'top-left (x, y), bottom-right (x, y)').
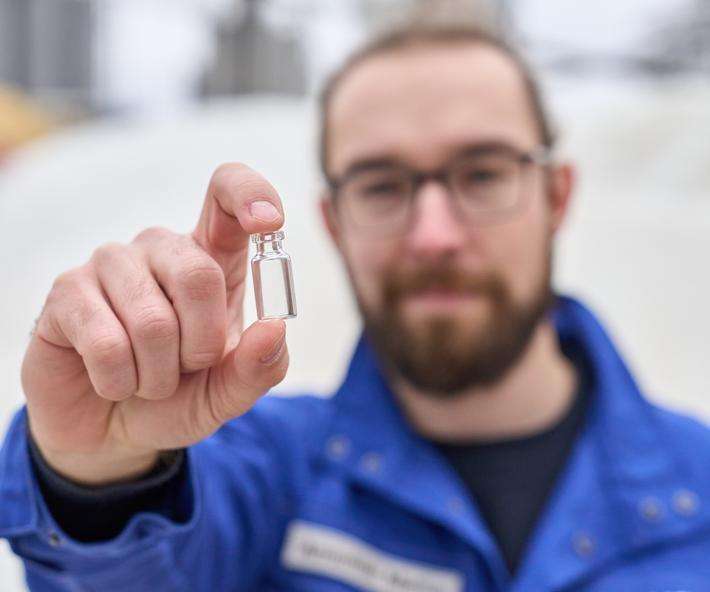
top-left (3, 23), bottom-right (710, 592)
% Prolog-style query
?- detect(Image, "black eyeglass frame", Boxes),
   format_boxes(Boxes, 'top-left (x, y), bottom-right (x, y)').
top-left (327, 143), bottom-right (554, 235)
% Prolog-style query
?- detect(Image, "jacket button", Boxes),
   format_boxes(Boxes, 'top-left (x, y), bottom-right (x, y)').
top-left (572, 532), bottom-right (595, 558)
top-left (326, 435), bottom-right (351, 460)
top-left (360, 452), bottom-right (382, 473)
top-left (672, 489), bottom-right (699, 516)
top-left (638, 496), bottom-right (663, 522)
top-left (47, 531), bottom-right (62, 547)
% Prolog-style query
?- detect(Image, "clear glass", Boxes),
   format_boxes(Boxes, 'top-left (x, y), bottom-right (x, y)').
top-left (250, 231), bottom-right (297, 320)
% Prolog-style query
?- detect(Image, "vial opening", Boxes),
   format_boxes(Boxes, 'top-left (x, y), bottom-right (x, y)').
top-left (252, 230), bottom-right (285, 244)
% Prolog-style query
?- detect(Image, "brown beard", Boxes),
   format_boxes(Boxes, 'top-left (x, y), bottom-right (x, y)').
top-left (352, 251), bottom-right (555, 398)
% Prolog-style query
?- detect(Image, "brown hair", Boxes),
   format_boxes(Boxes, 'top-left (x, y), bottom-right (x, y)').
top-left (318, 24), bottom-right (555, 181)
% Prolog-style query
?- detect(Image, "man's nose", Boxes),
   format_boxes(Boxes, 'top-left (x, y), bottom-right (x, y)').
top-left (404, 181), bottom-right (469, 258)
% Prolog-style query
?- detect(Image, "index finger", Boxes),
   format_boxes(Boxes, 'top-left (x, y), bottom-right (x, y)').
top-left (192, 162), bottom-right (285, 293)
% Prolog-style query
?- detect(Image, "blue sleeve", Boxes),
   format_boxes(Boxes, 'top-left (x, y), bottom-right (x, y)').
top-left (0, 404), bottom-right (294, 592)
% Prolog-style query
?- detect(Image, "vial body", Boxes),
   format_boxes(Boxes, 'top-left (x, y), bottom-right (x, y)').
top-left (251, 231), bottom-right (297, 320)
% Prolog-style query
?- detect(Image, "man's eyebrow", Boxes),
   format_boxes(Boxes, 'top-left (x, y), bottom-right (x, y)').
top-left (336, 139), bottom-right (526, 181)
top-left (339, 156), bottom-right (401, 180)
top-left (453, 140), bottom-right (525, 158)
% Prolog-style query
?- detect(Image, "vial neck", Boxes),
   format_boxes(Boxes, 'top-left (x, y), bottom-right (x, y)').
top-left (257, 240), bottom-right (283, 255)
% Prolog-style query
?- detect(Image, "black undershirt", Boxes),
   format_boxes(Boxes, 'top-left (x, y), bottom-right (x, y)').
top-left (430, 364), bottom-right (589, 574)
top-left (28, 345), bottom-right (590, 577)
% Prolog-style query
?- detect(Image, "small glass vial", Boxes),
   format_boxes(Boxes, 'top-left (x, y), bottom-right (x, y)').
top-left (251, 231), bottom-right (297, 320)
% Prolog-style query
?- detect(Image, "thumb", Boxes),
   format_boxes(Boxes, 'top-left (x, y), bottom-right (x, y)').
top-left (204, 319), bottom-right (288, 426)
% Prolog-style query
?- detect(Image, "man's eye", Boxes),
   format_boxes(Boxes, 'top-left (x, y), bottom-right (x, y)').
top-left (362, 181), bottom-right (404, 197)
top-left (463, 168), bottom-right (501, 183)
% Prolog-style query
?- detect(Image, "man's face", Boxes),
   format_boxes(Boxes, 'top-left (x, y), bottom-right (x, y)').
top-left (322, 43), bottom-right (572, 397)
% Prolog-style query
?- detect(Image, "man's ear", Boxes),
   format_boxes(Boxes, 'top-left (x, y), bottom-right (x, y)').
top-left (548, 162), bottom-right (575, 234)
top-left (319, 191), bottom-right (343, 249)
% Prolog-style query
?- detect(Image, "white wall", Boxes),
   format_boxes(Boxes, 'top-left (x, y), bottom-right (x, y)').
top-left (1, 88), bottom-right (709, 589)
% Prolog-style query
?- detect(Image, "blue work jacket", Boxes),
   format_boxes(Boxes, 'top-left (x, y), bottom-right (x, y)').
top-left (2, 294), bottom-right (710, 591)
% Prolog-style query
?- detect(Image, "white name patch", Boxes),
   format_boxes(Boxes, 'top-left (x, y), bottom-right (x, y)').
top-left (281, 521), bottom-right (465, 592)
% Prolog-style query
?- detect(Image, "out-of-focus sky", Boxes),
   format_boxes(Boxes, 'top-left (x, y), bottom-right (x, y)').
top-left (276, 0), bottom-right (705, 87)
top-left (515, 0), bottom-right (690, 53)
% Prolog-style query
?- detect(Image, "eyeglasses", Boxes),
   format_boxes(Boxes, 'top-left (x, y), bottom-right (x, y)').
top-left (328, 144), bottom-right (552, 237)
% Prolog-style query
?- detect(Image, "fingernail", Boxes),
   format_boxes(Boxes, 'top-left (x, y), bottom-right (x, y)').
top-left (249, 200), bottom-right (280, 222)
top-left (260, 331), bottom-right (286, 365)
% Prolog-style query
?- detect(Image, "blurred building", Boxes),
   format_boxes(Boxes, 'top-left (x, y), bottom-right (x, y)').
top-left (513, 0), bottom-right (710, 79)
top-left (0, 0), bottom-right (93, 117)
top-left (1, 0), bottom-right (709, 119)
top-left (0, 0), bottom-right (309, 117)
top-left (652, 0), bottom-right (710, 76)
top-left (201, 0), bottom-right (306, 96)
top-left (0, 0), bottom-right (512, 119)
top-left (360, 0), bottom-right (502, 33)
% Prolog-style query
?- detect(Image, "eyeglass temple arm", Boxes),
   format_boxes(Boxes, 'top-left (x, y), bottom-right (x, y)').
top-left (528, 144), bottom-right (554, 165)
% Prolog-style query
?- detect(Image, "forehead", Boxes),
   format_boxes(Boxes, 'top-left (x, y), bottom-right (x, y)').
top-left (328, 43), bottom-right (539, 176)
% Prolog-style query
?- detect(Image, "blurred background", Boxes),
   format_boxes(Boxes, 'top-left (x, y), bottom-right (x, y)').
top-left (1, 0), bottom-right (709, 588)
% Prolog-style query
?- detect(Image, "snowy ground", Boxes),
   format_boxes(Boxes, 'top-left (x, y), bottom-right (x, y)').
top-left (1, 87), bottom-right (709, 589)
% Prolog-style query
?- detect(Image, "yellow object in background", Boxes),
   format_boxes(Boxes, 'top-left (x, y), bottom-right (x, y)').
top-left (0, 85), bottom-right (54, 161)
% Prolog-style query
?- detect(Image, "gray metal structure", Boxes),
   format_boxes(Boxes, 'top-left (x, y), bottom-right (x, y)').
top-left (201, 0), bottom-right (307, 96)
top-left (0, 0), bottom-right (94, 110)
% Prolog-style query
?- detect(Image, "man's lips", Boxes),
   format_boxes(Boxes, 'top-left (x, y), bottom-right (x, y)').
top-left (401, 288), bottom-right (485, 309)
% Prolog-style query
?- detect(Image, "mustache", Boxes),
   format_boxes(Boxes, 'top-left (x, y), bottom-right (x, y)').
top-left (383, 266), bottom-right (506, 303)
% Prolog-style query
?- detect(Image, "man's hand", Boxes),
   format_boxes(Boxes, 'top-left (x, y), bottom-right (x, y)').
top-left (21, 164), bottom-right (290, 485)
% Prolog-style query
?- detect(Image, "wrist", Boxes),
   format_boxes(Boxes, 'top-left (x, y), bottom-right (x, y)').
top-left (28, 430), bottom-right (162, 487)
top-left (41, 449), bottom-right (162, 487)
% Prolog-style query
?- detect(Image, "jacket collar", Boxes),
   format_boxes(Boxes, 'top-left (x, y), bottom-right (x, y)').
top-left (324, 330), bottom-right (511, 584)
top-left (321, 293), bottom-right (710, 588)
top-left (514, 295), bottom-right (710, 589)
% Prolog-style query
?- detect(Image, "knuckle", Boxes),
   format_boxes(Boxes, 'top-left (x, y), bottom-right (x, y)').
top-left (89, 332), bottom-right (131, 367)
top-left (132, 226), bottom-right (172, 245)
top-left (50, 267), bottom-right (85, 297)
top-left (67, 299), bottom-right (104, 333)
top-left (51, 270), bottom-right (74, 291)
top-left (133, 307), bottom-right (178, 342)
top-left (177, 260), bottom-right (224, 302)
top-left (92, 244), bottom-right (161, 308)
top-left (183, 348), bottom-right (222, 370)
top-left (167, 234), bottom-right (200, 258)
top-left (91, 241), bottom-right (125, 267)
top-left (96, 373), bottom-right (135, 401)
top-left (138, 376), bottom-right (176, 400)
top-left (124, 275), bottom-right (158, 305)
